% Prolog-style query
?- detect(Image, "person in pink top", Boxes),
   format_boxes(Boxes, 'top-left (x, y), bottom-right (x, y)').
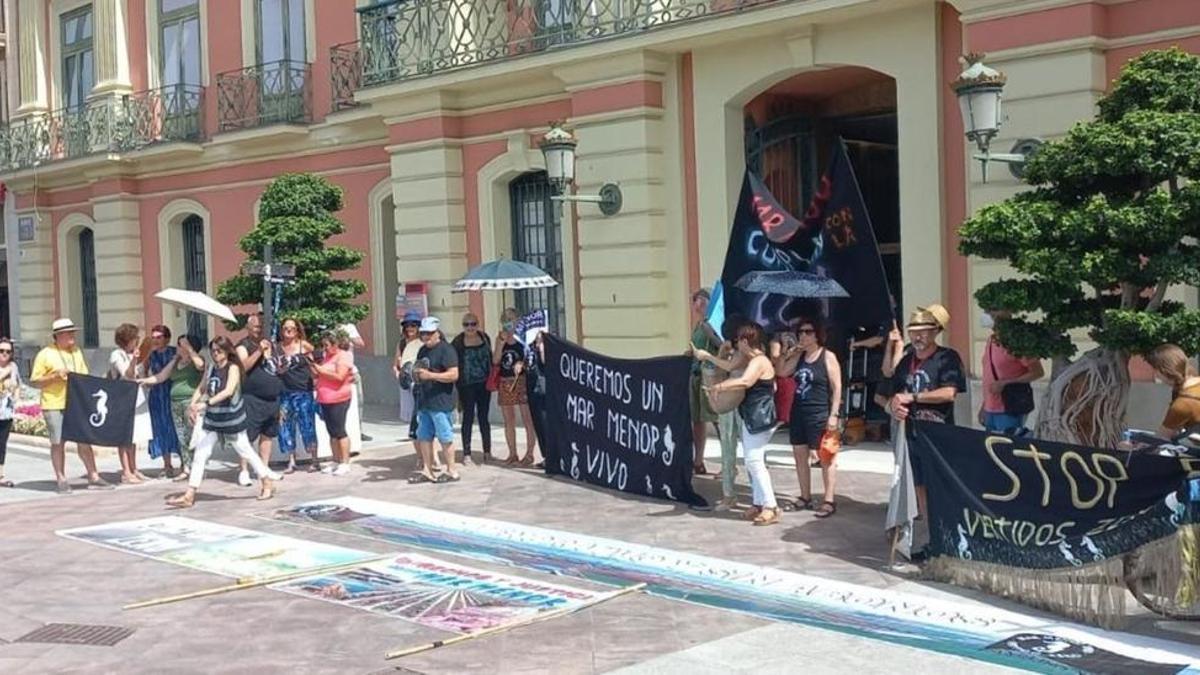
top-left (309, 329), bottom-right (354, 476)
top-left (977, 310), bottom-right (1044, 435)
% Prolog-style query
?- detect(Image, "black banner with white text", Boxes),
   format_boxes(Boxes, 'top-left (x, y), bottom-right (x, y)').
top-left (539, 335), bottom-right (704, 506)
top-left (916, 424), bottom-right (1200, 569)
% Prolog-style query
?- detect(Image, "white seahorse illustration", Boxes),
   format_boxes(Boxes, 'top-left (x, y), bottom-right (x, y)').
top-left (569, 443), bottom-right (581, 480)
top-left (1058, 540), bottom-right (1083, 567)
top-left (645, 475), bottom-right (653, 494)
top-left (662, 485), bottom-right (675, 501)
top-left (662, 425), bottom-right (676, 465)
top-left (955, 524), bottom-right (973, 560)
top-left (1080, 536), bottom-right (1105, 561)
top-left (1165, 492), bottom-right (1185, 526)
top-left (89, 389), bottom-right (109, 427)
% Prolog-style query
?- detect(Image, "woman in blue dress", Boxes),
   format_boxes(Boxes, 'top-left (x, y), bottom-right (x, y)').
top-left (145, 325), bottom-right (181, 477)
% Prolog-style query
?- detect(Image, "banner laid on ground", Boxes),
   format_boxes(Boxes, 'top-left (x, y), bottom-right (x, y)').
top-left (267, 497), bottom-right (1200, 674)
top-left (539, 334), bottom-right (703, 506)
top-left (718, 141), bottom-right (893, 337)
top-left (61, 373), bottom-right (138, 447)
top-left (273, 552), bottom-right (601, 634)
top-left (57, 516), bottom-right (373, 579)
top-left (915, 424), bottom-right (1200, 626)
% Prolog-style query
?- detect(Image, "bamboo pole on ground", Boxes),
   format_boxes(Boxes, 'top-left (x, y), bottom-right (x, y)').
top-left (385, 582), bottom-right (648, 660)
top-left (123, 554), bottom-right (394, 610)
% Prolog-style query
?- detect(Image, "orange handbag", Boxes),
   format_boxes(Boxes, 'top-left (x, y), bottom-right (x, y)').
top-left (818, 429), bottom-right (842, 465)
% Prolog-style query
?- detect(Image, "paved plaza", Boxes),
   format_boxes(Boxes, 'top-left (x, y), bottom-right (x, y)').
top-left (1, 411), bottom-right (1198, 674)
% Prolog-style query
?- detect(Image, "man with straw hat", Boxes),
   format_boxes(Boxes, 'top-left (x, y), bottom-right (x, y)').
top-left (884, 304), bottom-right (965, 522)
top-left (30, 318), bottom-right (115, 493)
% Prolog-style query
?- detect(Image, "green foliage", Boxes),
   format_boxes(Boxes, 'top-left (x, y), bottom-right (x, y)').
top-left (216, 173), bottom-right (368, 333)
top-left (959, 48), bottom-right (1200, 359)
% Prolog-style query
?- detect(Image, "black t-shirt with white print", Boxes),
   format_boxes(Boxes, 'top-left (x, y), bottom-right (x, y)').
top-left (890, 346), bottom-right (966, 426)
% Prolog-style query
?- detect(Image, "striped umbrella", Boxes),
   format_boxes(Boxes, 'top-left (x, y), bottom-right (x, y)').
top-left (452, 259), bottom-right (558, 293)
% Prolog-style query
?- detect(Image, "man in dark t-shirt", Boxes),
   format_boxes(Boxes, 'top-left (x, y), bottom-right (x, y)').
top-left (885, 303), bottom-right (966, 539)
top-left (234, 314), bottom-right (283, 485)
top-left (412, 316), bottom-right (460, 483)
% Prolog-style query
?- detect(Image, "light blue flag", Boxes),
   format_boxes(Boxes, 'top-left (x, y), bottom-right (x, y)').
top-left (705, 281), bottom-right (726, 340)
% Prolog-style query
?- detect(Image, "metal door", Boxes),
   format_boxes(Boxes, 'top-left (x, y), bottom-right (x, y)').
top-left (182, 214), bottom-right (208, 343)
top-left (78, 228), bottom-right (99, 348)
top-left (509, 171), bottom-right (565, 334)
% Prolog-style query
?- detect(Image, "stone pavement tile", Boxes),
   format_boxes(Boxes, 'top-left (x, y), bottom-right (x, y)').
top-left (611, 623), bottom-right (1024, 675)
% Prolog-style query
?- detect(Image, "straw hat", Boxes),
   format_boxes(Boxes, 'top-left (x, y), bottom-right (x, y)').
top-left (51, 318), bottom-right (78, 335)
top-left (907, 304), bottom-right (950, 331)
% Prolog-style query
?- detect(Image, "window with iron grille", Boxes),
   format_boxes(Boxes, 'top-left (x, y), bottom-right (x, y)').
top-left (78, 228), bottom-right (99, 348)
top-left (181, 214), bottom-right (208, 343)
top-left (509, 172), bottom-right (565, 334)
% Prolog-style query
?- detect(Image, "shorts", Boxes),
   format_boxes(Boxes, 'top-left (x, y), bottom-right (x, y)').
top-left (416, 409), bottom-right (455, 444)
top-left (984, 411), bottom-right (1027, 435)
top-left (320, 400), bottom-right (351, 440)
top-left (689, 373), bottom-right (717, 424)
top-left (44, 409), bottom-right (65, 445)
top-left (243, 394), bottom-right (280, 441)
top-left (279, 390), bottom-right (318, 453)
top-left (788, 406), bottom-right (827, 448)
top-left (499, 376), bottom-right (528, 406)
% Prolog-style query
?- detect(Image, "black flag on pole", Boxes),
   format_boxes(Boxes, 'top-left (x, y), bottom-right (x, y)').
top-left (718, 140), bottom-right (894, 336)
top-left (61, 374), bottom-right (137, 447)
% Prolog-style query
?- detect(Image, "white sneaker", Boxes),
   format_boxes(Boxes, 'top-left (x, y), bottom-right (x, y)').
top-left (237, 470), bottom-right (253, 487)
top-left (321, 464), bottom-right (336, 475)
top-left (266, 471), bottom-right (284, 481)
top-left (332, 464), bottom-right (351, 476)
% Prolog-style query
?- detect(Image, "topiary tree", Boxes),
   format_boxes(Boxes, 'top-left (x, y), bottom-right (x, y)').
top-left (217, 173), bottom-right (368, 332)
top-left (959, 48), bottom-right (1200, 448)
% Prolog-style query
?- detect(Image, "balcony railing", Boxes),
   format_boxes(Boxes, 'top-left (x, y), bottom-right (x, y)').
top-left (351, 0), bottom-right (780, 87)
top-left (0, 85), bottom-right (205, 172)
top-left (331, 43), bottom-right (362, 112)
top-left (216, 59), bottom-right (313, 132)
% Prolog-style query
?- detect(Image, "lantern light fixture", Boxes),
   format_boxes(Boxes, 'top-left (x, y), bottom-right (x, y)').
top-left (538, 122), bottom-right (623, 216)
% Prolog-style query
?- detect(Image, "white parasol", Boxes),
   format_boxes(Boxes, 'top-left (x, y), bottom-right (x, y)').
top-left (154, 288), bottom-right (237, 323)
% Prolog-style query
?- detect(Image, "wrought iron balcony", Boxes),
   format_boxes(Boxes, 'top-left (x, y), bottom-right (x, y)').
top-left (331, 43), bottom-right (362, 112)
top-left (0, 85), bottom-right (205, 172)
top-left (216, 59), bottom-right (313, 132)
top-left (352, 0), bottom-right (780, 87)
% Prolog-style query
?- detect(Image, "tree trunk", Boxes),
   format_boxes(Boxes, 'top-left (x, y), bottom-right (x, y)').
top-left (1035, 348), bottom-right (1129, 448)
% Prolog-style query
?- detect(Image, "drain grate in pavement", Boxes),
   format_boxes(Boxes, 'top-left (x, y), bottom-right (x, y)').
top-left (15, 623), bottom-right (134, 647)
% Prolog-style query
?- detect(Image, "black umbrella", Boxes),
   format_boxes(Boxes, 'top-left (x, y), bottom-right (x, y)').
top-left (735, 271), bottom-right (850, 298)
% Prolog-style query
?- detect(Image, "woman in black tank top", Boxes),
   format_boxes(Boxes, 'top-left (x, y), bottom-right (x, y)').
top-left (698, 321), bottom-right (782, 526)
top-left (778, 317), bottom-right (842, 518)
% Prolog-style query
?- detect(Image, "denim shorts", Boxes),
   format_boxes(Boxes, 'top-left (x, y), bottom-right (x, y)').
top-left (416, 410), bottom-right (455, 444)
top-left (984, 412), bottom-right (1027, 435)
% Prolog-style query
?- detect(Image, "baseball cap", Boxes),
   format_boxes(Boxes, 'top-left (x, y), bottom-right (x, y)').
top-left (419, 317), bottom-right (440, 333)
top-left (402, 309), bottom-right (422, 325)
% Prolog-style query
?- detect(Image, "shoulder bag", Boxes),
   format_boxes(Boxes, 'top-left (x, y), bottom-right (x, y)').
top-left (988, 341), bottom-right (1035, 416)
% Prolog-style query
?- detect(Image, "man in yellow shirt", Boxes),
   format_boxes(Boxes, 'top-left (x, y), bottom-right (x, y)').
top-left (30, 318), bottom-right (112, 494)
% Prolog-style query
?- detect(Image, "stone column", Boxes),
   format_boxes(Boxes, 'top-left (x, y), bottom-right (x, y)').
top-left (387, 138), bottom-right (470, 328)
top-left (15, 207), bottom-right (54, 342)
top-left (92, 197), bottom-right (145, 337)
top-left (15, 0), bottom-right (48, 115)
top-left (91, 0), bottom-right (132, 96)
top-left (554, 52), bottom-right (683, 357)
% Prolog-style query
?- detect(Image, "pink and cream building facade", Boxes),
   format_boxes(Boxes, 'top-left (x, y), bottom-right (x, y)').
top-left (0, 0), bottom-right (1197, 401)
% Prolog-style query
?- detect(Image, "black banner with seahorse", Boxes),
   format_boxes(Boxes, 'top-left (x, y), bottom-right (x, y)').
top-left (62, 374), bottom-right (138, 447)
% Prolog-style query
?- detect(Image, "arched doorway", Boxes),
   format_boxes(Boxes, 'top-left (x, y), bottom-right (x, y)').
top-left (509, 171), bottom-right (565, 333)
top-left (157, 200), bottom-right (213, 342)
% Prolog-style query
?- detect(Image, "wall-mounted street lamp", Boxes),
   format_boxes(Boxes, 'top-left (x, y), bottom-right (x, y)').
top-left (538, 122), bottom-right (623, 216)
top-left (951, 53), bottom-right (1043, 183)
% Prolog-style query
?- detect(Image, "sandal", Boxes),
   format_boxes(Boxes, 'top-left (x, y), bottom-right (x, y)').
top-left (435, 473), bottom-right (461, 483)
top-left (257, 484), bottom-right (277, 501)
top-left (520, 455), bottom-right (535, 466)
top-left (166, 492), bottom-right (195, 509)
top-left (753, 507), bottom-right (781, 526)
top-left (0, 479), bottom-right (14, 488)
top-left (782, 497), bottom-right (813, 512)
top-left (814, 501), bottom-right (837, 519)
top-left (505, 455), bottom-right (519, 466)
top-left (406, 472), bottom-right (434, 484)
top-left (742, 506), bottom-right (763, 521)
top-left (693, 463), bottom-right (708, 476)
top-left (172, 472), bottom-right (190, 483)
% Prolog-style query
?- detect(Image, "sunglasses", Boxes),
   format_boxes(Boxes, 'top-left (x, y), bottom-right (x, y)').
top-left (0, 349), bottom-right (12, 354)
top-left (463, 322), bottom-right (478, 328)
top-left (797, 328), bottom-right (816, 335)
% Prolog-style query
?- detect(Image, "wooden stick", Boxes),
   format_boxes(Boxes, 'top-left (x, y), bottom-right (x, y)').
top-left (385, 582), bottom-right (648, 660)
top-left (888, 525), bottom-right (902, 568)
top-left (123, 554), bottom-right (393, 611)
